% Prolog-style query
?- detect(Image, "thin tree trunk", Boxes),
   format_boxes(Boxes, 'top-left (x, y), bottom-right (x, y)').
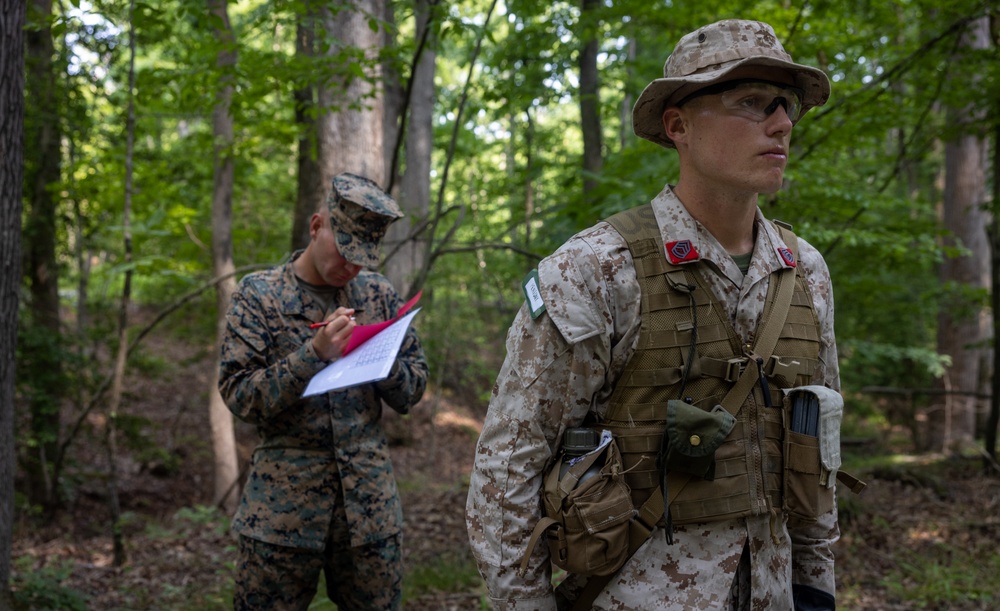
top-left (578, 0), bottom-right (602, 196)
top-left (208, 0), bottom-right (240, 514)
top-left (292, 1), bottom-right (321, 251)
top-left (932, 16), bottom-right (991, 453)
top-left (382, 0), bottom-right (402, 188)
top-left (619, 38), bottom-right (635, 149)
top-left (384, 0), bottom-right (435, 297)
top-left (409, 0), bottom-right (499, 296)
top-left (523, 108), bottom-right (534, 248)
top-left (0, 0), bottom-right (27, 602)
top-left (105, 0), bottom-right (140, 567)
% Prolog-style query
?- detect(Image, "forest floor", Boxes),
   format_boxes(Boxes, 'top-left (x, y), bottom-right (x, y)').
top-left (9, 311), bottom-right (1000, 610)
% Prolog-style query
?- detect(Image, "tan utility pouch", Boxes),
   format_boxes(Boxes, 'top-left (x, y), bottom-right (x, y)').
top-left (782, 386), bottom-right (842, 525)
top-left (520, 434), bottom-right (635, 577)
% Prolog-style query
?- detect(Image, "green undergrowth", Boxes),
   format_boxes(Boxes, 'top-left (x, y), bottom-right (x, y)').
top-left (309, 556), bottom-right (489, 609)
top-left (403, 553), bottom-right (488, 608)
top-left (10, 558), bottom-right (88, 611)
top-left (836, 446), bottom-right (1000, 611)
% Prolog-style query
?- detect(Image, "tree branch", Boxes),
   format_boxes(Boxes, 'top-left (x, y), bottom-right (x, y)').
top-left (55, 264), bottom-right (269, 476)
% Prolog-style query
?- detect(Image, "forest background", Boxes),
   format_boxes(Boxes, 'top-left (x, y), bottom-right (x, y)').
top-left (2, 0), bottom-right (1000, 609)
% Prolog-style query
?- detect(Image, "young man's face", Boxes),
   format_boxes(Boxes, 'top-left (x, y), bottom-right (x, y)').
top-left (668, 69), bottom-right (798, 196)
top-left (306, 213), bottom-right (363, 287)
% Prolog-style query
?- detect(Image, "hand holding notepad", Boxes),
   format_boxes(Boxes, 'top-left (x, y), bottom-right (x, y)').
top-left (303, 291), bottom-right (423, 396)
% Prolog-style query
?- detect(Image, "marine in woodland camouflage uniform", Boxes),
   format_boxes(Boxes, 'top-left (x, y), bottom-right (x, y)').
top-left (467, 20), bottom-right (840, 611)
top-left (220, 173), bottom-right (428, 610)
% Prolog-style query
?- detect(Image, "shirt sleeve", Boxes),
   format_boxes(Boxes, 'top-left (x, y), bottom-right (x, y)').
top-left (218, 278), bottom-right (328, 425)
top-left (787, 237), bottom-right (841, 596)
top-left (466, 238), bottom-right (623, 610)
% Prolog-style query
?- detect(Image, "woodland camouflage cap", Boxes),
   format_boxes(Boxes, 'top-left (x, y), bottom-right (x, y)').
top-left (633, 19), bottom-right (831, 149)
top-left (328, 173), bottom-right (403, 269)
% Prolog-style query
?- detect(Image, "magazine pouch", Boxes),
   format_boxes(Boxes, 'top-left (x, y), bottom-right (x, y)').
top-left (661, 400), bottom-right (736, 480)
top-left (782, 386), bottom-right (841, 526)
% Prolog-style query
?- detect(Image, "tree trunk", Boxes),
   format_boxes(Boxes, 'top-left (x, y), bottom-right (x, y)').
top-left (408, 0), bottom-right (499, 297)
top-left (522, 108), bottom-right (535, 248)
top-left (931, 16), bottom-right (991, 454)
top-left (384, 0), bottom-right (435, 297)
top-left (619, 38), bottom-right (635, 149)
top-left (208, 0), bottom-right (240, 515)
top-left (104, 0), bottom-right (140, 567)
top-left (578, 0), bottom-right (602, 196)
top-left (291, 1), bottom-right (322, 252)
top-left (22, 0), bottom-right (62, 509)
top-left (0, 0), bottom-right (26, 603)
top-left (989, 201), bottom-right (1000, 471)
top-left (318, 0), bottom-right (387, 202)
top-left (987, 59), bottom-right (1000, 473)
top-left (382, 0), bottom-right (402, 188)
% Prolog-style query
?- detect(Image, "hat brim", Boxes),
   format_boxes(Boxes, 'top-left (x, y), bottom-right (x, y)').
top-left (632, 56), bottom-right (831, 149)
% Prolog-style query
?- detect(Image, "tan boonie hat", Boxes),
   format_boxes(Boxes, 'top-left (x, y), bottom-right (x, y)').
top-left (633, 19), bottom-right (831, 148)
top-left (328, 172), bottom-right (404, 269)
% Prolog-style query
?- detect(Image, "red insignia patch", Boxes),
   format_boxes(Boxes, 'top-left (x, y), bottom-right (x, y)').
top-left (777, 247), bottom-right (796, 267)
top-left (665, 240), bottom-right (699, 264)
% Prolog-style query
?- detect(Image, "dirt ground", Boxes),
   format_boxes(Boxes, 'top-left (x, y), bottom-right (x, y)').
top-left (12, 315), bottom-right (488, 610)
top-left (10, 316), bottom-right (1000, 610)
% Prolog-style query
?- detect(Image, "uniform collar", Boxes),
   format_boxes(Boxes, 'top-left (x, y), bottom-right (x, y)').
top-left (650, 185), bottom-right (797, 278)
top-left (279, 251), bottom-right (331, 321)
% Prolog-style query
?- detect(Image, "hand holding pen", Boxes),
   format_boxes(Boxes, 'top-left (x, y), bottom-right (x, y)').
top-left (309, 315), bottom-right (356, 328)
top-left (310, 307), bottom-right (357, 361)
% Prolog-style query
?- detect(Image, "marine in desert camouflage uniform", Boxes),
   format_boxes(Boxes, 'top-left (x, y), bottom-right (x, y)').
top-left (220, 172), bottom-right (428, 611)
top-left (467, 20), bottom-right (841, 611)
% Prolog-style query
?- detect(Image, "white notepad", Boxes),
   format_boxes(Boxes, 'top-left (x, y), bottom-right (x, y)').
top-left (302, 309), bottom-right (420, 396)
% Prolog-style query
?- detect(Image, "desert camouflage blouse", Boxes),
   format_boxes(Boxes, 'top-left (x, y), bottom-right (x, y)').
top-left (466, 185), bottom-right (840, 610)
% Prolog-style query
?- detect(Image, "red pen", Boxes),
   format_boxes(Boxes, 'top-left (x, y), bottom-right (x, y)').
top-left (309, 314), bottom-right (357, 329)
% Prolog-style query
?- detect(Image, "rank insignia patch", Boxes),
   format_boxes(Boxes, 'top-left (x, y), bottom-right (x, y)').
top-left (777, 247), bottom-right (797, 267)
top-left (665, 240), bottom-right (700, 264)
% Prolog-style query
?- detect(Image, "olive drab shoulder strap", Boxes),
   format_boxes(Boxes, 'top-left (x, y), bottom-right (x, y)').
top-left (570, 206), bottom-right (800, 611)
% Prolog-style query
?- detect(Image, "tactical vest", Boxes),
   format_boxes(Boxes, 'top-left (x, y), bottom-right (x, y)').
top-left (602, 204), bottom-right (821, 524)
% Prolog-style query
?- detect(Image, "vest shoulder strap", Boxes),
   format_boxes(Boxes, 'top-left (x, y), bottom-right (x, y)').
top-left (606, 204), bottom-right (660, 243)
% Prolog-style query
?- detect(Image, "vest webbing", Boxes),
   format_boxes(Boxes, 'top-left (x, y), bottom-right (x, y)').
top-left (602, 204), bottom-right (821, 522)
top-left (568, 206), bottom-right (827, 610)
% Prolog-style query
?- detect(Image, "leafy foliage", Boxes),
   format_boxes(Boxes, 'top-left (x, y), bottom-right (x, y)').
top-left (14, 0), bottom-right (1000, 548)
top-left (10, 558), bottom-right (89, 611)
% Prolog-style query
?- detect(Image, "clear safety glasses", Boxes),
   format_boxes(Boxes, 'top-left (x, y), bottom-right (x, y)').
top-left (677, 79), bottom-right (805, 123)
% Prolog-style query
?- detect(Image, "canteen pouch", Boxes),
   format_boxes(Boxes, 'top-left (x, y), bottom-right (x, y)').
top-left (661, 400), bottom-right (736, 480)
top-left (521, 433), bottom-right (635, 577)
top-left (782, 386), bottom-right (842, 525)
